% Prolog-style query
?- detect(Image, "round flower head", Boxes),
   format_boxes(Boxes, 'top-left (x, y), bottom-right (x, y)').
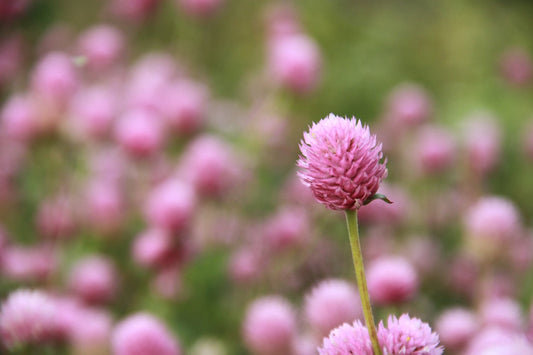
top-left (480, 297), bottom-right (523, 331)
top-left (318, 321), bottom-right (372, 355)
top-left (243, 296), bottom-right (296, 355)
top-left (77, 24), bottom-right (124, 73)
top-left (367, 256), bottom-right (418, 306)
top-left (378, 314), bottom-right (443, 355)
top-left (0, 289), bottom-right (57, 348)
top-left (435, 307), bottom-right (479, 350)
top-left (112, 313), bottom-right (181, 355)
top-left (68, 255), bottom-right (118, 304)
top-left (304, 279), bottom-right (362, 339)
top-left (464, 327), bottom-right (533, 355)
top-left (297, 114), bottom-right (387, 211)
top-left (464, 196), bottom-right (521, 255)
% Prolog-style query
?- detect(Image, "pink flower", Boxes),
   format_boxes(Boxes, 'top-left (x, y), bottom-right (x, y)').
top-left (318, 321), bottom-right (372, 355)
top-left (228, 247), bottom-right (264, 284)
top-left (68, 85), bottom-right (117, 140)
top-left (435, 308), bottom-right (479, 350)
top-left (178, 135), bottom-right (243, 198)
top-left (462, 113), bottom-right (501, 175)
top-left (500, 47), bottom-right (532, 87)
top-left (464, 196), bottom-right (521, 246)
top-left (297, 114), bottom-right (387, 211)
top-left (77, 24), bottom-right (124, 73)
top-left (112, 313), bottom-right (181, 355)
top-left (304, 279), bottom-right (362, 339)
top-left (0, 289), bottom-right (57, 348)
top-left (480, 297), bottom-right (523, 331)
top-left (413, 125), bottom-right (455, 175)
top-left (133, 228), bottom-right (175, 269)
top-left (68, 255), bottom-right (118, 304)
top-left (30, 51), bottom-right (78, 108)
top-left (464, 327), bottom-right (533, 355)
top-left (367, 256), bottom-right (418, 306)
top-left (144, 179), bottom-right (197, 235)
top-left (36, 194), bottom-right (76, 239)
top-left (84, 179), bottom-right (124, 234)
top-left (70, 308), bottom-right (112, 353)
top-left (269, 34), bottom-right (321, 94)
top-left (386, 84), bottom-right (432, 126)
top-left (2, 244), bottom-right (57, 282)
top-left (243, 296), bottom-right (296, 355)
top-left (161, 80), bottom-right (208, 135)
top-left (378, 314), bottom-right (443, 355)
top-left (1, 93), bottom-right (39, 142)
top-left (115, 109), bottom-right (164, 158)
top-left (263, 207), bottom-right (309, 251)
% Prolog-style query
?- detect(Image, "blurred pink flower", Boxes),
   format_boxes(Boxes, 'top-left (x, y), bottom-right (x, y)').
top-left (378, 314), bottom-right (443, 355)
top-left (304, 279), bottom-right (362, 339)
top-left (462, 113), bottom-right (501, 175)
top-left (464, 196), bottom-right (521, 251)
top-left (318, 321), bottom-right (372, 355)
top-left (297, 114), bottom-right (387, 211)
top-left (435, 308), bottom-right (479, 350)
top-left (386, 83), bottom-right (432, 126)
top-left (243, 296), bottom-right (296, 355)
top-left (367, 256), bottom-right (418, 306)
top-left (2, 244), bottom-right (57, 282)
top-left (161, 80), bottom-right (208, 135)
top-left (228, 247), bottom-right (264, 284)
top-left (1, 93), bottom-right (39, 142)
top-left (115, 109), bottom-right (164, 158)
top-left (413, 125), bottom-right (455, 175)
top-left (68, 255), bottom-right (118, 304)
top-left (112, 313), bottom-right (181, 355)
top-left (178, 135), bottom-right (244, 198)
top-left (36, 194), bottom-right (76, 240)
top-left (0, 289), bottom-right (57, 348)
top-left (500, 47), bottom-right (532, 87)
top-left (464, 327), bottom-right (533, 355)
top-left (263, 207), bottom-right (309, 251)
top-left (84, 179), bottom-right (124, 234)
top-left (133, 228), bottom-right (174, 269)
top-left (145, 179), bottom-right (197, 235)
top-left (480, 297), bottom-right (524, 331)
top-left (69, 86), bottom-right (117, 141)
top-left (269, 34), bottom-right (321, 94)
top-left (77, 24), bottom-right (124, 73)
top-left (31, 51), bottom-right (78, 108)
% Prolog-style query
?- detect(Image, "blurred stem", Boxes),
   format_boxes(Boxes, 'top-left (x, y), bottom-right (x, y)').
top-left (345, 210), bottom-right (382, 355)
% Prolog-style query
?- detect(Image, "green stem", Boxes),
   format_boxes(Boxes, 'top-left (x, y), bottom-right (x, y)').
top-left (345, 210), bottom-right (382, 355)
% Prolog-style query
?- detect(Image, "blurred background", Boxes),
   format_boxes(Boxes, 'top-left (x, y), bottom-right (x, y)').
top-left (1, 0), bottom-right (533, 354)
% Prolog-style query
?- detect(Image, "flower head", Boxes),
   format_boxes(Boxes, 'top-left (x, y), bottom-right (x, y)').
top-left (243, 296), bottom-right (296, 355)
top-left (0, 289), bottom-right (57, 348)
top-left (297, 114), bottom-right (387, 211)
top-left (112, 313), bottom-right (181, 355)
top-left (304, 279), bottom-right (362, 339)
top-left (318, 321), bottom-right (372, 355)
top-left (378, 314), bottom-right (443, 355)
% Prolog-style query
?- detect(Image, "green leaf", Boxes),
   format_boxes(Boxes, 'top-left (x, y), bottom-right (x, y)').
top-left (363, 193), bottom-right (393, 206)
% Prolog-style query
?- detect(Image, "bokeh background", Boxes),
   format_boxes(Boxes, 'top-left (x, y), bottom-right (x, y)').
top-left (1, 0), bottom-right (533, 354)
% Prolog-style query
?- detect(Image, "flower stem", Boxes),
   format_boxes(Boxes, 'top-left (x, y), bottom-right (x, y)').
top-left (345, 210), bottom-right (382, 355)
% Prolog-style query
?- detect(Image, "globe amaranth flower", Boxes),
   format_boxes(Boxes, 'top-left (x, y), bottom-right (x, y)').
top-left (318, 320), bottom-right (372, 355)
top-left (378, 314), bottom-right (443, 355)
top-left (297, 114), bottom-right (387, 211)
